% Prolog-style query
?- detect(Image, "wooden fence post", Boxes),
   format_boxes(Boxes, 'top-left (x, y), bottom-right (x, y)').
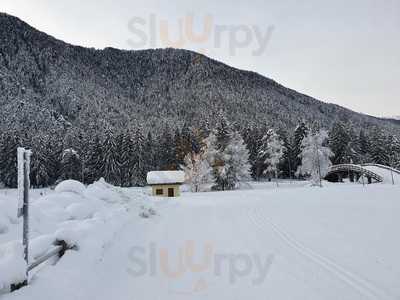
top-left (14, 147), bottom-right (32, 290)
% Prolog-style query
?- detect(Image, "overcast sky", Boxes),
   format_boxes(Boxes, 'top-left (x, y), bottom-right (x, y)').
top-left (2, 0), bottom-right (399, 117)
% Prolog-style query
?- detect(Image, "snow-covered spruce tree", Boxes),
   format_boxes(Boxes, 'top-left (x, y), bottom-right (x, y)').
top-left (329, 122), bottom-right (360, 165)
top-left (298, 130), bottom-right (333, 186)
top-left (357, 130), bottom-right (372, 163)
top-left (142, 132), bottom-right (156, 174)
top-left (370, 127), bottom-right (390, 165)
top-left (183, 152), bottom-right (214, 192)
top-left (293, 122), bottom-right (309, 176)
top-left (131, 127), bottom-right (147, 186)
top-left (329, 122), bottom-right (351, 164)
top-left (158, 125), bottom-right (177, 170)
top-left (60, 148), bottom-right (82, 181)
top-left (204, 116), bottom-right (251, 191)
top-left (30, 134), bottom-right (60, 187)
top-left (279, 131), bottom-right (296, 179)
top-left (242, 126), bottom-right (265, 180)
top-left (387, 135), bottom-right (400, 169)
top-left (0, 132), bottom-right (21, 187)
top-left (86, 135), bottom-right (104, 184)
top-left (259, 129), bottom-right (285, 184)
top-left (203, 114), bottom-right (231, 190)
top-left (115, 132), bottom-right (130, 186)
top-left (102, 130), bottom-right (120, 185)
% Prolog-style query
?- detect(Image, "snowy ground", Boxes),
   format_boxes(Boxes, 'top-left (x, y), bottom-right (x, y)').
top-left (1, 181), bottom-right (400, 299)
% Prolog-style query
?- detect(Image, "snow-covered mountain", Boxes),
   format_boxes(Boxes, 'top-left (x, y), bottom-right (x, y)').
top-left (0, 13), bottom-right (399, 135)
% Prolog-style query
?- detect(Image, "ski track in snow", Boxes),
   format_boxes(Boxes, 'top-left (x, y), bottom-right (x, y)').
top-left (247, 207), bottom-right (395, 300)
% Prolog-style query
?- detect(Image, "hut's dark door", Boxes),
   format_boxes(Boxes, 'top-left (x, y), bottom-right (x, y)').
top-left (168, 188), bottom-right (174, 197)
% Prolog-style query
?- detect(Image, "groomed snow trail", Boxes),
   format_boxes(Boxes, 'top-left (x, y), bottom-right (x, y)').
top-left (3, 184), bottom-right (400, 300)
top-left (247, 208), bottom-right (394, 299)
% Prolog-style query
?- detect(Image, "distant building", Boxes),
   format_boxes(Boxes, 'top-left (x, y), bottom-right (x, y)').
top-left (146, 171), bottom-right (185, 197)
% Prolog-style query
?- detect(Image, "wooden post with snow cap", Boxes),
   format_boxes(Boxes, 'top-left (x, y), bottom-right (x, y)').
top-left (15, 147), bottom-right (32, 289)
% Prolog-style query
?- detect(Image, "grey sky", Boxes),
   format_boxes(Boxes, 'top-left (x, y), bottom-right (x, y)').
top-left (2, 0), bottom-right (399, 117)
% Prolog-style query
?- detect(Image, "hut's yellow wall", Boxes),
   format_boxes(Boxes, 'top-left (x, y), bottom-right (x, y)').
top-left (151, 184), bottom-right (181, 197)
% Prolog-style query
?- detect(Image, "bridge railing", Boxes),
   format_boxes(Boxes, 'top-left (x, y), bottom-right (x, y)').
top-left (327, 164), bottom-right (383, 182)
top-left (361, 163), bottom-right (400, 175)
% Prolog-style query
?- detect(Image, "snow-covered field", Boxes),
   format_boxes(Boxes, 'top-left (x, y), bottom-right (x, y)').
top-left (1, 181), bottom-right (400, 300)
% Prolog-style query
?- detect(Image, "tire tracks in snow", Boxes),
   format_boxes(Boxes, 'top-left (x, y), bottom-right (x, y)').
top-left (247, 208), bottom-right (395, 300)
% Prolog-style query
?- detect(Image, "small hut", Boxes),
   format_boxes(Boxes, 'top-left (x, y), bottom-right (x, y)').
top-left (146, 171), bottom-right (185, 197)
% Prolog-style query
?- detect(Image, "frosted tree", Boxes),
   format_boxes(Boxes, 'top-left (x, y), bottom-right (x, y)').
top-left (203, 132), bottom-right (219, 165)
top-left (218, 131), bottom-right (251, 190)
top-left (298, 130), bottom-right (333, 187)
top-left (183, 152), bottom-right (214, 192)
top-left (203, 116), bottom-right (251, 190)
top-left (259, 129), bottom-right (285, 185)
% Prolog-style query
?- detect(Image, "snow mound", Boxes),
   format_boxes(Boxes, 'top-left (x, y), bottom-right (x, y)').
top-left (0, 241), bottom-right (26, 291)
top-left (85, 178), bottom-right (124, 203)
top-left (55, 180), bottom-right (86, 194)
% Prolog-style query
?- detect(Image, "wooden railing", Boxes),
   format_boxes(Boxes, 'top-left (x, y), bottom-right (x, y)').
top-left (10, 240), bottom-right (74, 292)
top-left (327, 164), bottom-right (383, 183)
top-left (362, 163), bottom-right (400, 175)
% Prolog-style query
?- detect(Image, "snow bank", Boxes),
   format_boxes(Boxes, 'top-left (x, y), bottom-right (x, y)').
top-left (0, 241), bottom-right (26, 291)
top-left (0, 179), bottom-right (154, 294)
top-left (54, 180), bottom-right (86, 194)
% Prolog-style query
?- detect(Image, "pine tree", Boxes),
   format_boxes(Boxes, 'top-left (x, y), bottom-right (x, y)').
top-left (131, 127), bottom-right (146, 186)
top-left (329, 122), bottom-right (352, 164)
top-left (357, 129), bottom-right (371, 163)
top-left (158, 125), bottom-right (177, 170)
top-left (387, 135), bottom-right (400, 169)
top-left (115, 131), bottom-right (129, 186)
top-left (30, 134), bottom-right (59, 187)
top-left (142, 132), bottom-right (156, 174)
top-left (102, 130), bottom-right (120, 185)
top-left (243, 126), bottom-right (265, 180)
top-left (0, 132), bottom-right (21, 187)
top-left (293, 122), bottom-right (309, 176)
top-left (204, 117), bottom-right (251, 191)
top-left (60, 148), bottom-right (82, 181)
top-left (370, 127), bottom-right (390, 165)
top-left (279, 131), bottom-right (296, 179)
top-left (86, 135), bottom-right (104, 184)
top-left (204, 113), bottom-right (232, 190)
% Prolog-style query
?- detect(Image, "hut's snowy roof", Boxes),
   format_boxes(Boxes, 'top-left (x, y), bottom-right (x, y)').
top-left (147, 171), bottom-right (185, 185)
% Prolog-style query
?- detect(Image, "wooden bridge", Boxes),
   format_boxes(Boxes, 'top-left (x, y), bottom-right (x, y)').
top-left (325, 164), bottom-right (384, 184)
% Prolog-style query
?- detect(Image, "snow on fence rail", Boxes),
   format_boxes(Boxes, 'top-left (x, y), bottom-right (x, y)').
top-left (9, 241), bottom-right (74, 292)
